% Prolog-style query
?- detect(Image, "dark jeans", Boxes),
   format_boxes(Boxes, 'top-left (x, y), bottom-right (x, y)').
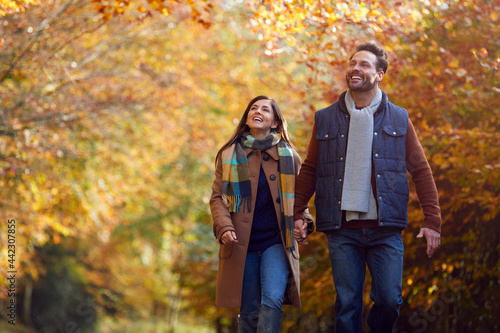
top-left (326, 227), bottom-right (404, 333)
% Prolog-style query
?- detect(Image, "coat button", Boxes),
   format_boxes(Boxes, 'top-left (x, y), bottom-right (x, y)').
top-left (270, 174), bottom-right (276, 181)
top-left (263, 154), bottom-right (269, 161)
top-left (276, 197), bottom-right (281, 204)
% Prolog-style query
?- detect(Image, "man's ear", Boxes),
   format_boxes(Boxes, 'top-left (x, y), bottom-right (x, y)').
top-left (376, 71), bottom-right (384, 83)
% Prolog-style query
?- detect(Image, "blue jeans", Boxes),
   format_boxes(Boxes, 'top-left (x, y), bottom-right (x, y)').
top-left (326, 227), bottom-right (404, 333)
top-left (240, 243), bottom-right (290, 320)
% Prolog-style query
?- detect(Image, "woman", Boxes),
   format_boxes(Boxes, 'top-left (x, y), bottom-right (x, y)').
top-left (210, 96), bottom-right (312, 332)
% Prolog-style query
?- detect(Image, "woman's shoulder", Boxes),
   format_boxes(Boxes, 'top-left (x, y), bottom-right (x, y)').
top-left (291, 148), bottom-right (301, 162)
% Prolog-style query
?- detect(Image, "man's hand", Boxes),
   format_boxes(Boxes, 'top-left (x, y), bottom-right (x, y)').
top-left (294, 219), bottom-right (308, 245)
top-left (417, 227), bottom-right (440, 258)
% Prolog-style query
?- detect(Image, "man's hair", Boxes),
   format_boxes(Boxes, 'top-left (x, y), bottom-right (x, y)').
top-left (351, 42), bottom-right (388, 73)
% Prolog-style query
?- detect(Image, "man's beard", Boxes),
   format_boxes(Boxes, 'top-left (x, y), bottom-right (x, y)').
top-left (346, 72), bottom-right (377, 92)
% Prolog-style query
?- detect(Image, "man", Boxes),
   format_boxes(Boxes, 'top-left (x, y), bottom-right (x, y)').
top-left (294, 42), bottom-right (441, 333)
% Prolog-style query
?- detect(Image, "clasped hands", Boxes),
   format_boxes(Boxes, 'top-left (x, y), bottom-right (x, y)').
top-left (294, 219), bottom-right (309, 245)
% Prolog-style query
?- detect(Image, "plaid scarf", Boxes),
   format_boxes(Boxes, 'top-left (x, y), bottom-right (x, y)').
top-left (221, 132), bottom-right (296, 249)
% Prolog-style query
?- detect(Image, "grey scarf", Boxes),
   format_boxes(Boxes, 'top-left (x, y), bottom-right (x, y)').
top-left (342, 89), bottom-right (382, 221)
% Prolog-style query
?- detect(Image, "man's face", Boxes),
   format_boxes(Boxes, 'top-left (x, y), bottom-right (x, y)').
top-left (346, 50), bottom-right (384, 92)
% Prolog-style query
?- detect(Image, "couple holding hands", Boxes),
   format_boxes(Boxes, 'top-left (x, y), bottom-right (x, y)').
top-left (210, 42), bottom-right (441, 333)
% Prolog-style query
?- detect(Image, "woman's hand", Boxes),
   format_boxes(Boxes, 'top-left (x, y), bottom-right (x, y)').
top-left (221, 230), bottom-right (238, 245)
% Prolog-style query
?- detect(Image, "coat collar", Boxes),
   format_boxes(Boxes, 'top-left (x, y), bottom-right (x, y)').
top-left (243, 145), bottom-right (279, 160)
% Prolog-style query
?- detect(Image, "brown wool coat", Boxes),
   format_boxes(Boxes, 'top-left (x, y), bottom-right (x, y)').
top-left (210, 145), bottom-right (305, 308)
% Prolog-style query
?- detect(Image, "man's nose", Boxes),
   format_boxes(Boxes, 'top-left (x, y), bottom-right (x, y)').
top-left (352, 64), bottom-right (361, 71)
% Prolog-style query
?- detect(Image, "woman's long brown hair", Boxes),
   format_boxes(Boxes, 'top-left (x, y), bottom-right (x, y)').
top-left (215, 96), bottom-right (295, 166)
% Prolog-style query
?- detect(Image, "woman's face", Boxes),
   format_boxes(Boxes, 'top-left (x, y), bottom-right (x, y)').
top-left (245, 99), bottom-right (278, 138)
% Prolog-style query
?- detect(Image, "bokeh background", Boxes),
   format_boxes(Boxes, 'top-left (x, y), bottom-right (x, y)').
top-left (0, 0), bottom-right (499, 332)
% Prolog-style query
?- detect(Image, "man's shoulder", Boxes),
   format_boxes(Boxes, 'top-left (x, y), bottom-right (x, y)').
top-left (316, 92), bottom-right (347, 116)
top-left (382, 92), bottom-right (407, 114)
top-left (316, 100), bottom-right (342, 116)
top-left (386, 100), bottom-right (407, 112)
top-left (317, 101), bottom-right (340, 114)
top-left (382, 98), bottom-right (409, 129)
top-left (384, 98), bottom-right (409, 119)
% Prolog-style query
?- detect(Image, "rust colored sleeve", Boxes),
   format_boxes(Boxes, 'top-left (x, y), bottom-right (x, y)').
top-left (294, 122), bottom-right (319, 220)
top-left (406, 119), bottom-right (442, 233)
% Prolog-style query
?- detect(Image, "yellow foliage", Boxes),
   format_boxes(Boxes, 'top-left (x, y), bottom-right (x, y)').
top-left (490, 11), bottom-right (498, 22)
top-left (1, 0), bottom-right (498, 330)
top-left (0, 0), bottom-right (38, 15)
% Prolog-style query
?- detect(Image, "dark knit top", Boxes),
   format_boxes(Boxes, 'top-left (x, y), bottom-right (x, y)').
top-left (247, 166), bottom-right (281, 252)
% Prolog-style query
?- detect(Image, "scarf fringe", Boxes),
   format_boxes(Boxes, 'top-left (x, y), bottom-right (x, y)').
top-left (285, 229), bottom-right (293, 249)
top-left (223, 194), bottom-right (251, 213)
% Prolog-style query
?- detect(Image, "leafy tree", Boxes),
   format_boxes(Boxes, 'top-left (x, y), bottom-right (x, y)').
top-left (0, 0), bottom-right (498, 332)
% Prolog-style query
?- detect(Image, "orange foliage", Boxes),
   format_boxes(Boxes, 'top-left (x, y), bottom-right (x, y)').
top-left (0, 0), bottom-right (498, 331)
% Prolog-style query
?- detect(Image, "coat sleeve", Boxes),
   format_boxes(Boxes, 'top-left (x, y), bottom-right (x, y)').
top-left (294, 122), bottom-right (319, 220)
top-left (293, 148), bottom-right (315, 231)
top-left (210, 156), bottom-right (236, 242)
top-left (406, 119), bottom-right (442, 233)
